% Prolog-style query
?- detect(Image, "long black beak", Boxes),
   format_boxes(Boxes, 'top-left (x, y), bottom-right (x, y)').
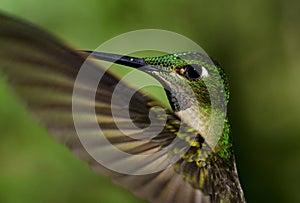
top-left (80, 50), bottom-right (159, 71)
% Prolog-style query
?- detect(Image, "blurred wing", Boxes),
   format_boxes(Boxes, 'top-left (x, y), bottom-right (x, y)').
top-left (0, 13), bottom-right (214, 203)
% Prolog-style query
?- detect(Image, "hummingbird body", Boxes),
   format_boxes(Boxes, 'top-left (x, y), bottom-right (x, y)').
top-left (0, 13), bottom-right (246, 203)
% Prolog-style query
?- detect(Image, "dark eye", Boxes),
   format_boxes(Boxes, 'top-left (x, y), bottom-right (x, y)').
top-left (185, 64), bottom-right (208, 80)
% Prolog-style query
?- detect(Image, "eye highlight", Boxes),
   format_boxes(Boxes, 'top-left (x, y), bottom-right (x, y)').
top-left (184, 64), bottom-right (209, 81)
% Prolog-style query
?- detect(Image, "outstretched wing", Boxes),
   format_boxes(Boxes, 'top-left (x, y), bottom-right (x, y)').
top-left (0, 13), bottom-right (213, 203)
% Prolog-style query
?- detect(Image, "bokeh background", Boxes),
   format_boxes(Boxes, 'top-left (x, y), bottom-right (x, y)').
top-left (0, 0), bottom-right (300, 203)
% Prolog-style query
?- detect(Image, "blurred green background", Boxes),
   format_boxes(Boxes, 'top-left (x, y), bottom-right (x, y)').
top-left (0, 0), bottom-right (300, 203)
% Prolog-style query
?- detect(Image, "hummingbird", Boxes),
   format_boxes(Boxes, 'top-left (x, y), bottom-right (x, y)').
top-left (0, 13), bottom-right (246, 203)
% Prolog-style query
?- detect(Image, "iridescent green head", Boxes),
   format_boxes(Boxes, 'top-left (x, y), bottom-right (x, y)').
top-left (86, 51), bottom-right (231, 159)
top-left (87, 51), bottom-right (229, 112)
top-left (144, 52), bottom-right (230, 111)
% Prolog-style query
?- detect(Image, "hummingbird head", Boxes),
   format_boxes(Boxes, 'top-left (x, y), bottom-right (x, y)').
top-left (86, 51), bottom-right (231, 158)
top-left (143, 52), bottom-right (230, 112)
top-left (87, 51), bottom-right (229, 113)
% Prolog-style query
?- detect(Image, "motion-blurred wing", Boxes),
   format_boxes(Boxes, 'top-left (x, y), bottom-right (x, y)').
top-left (0, 13), bottom-right (212, 203)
